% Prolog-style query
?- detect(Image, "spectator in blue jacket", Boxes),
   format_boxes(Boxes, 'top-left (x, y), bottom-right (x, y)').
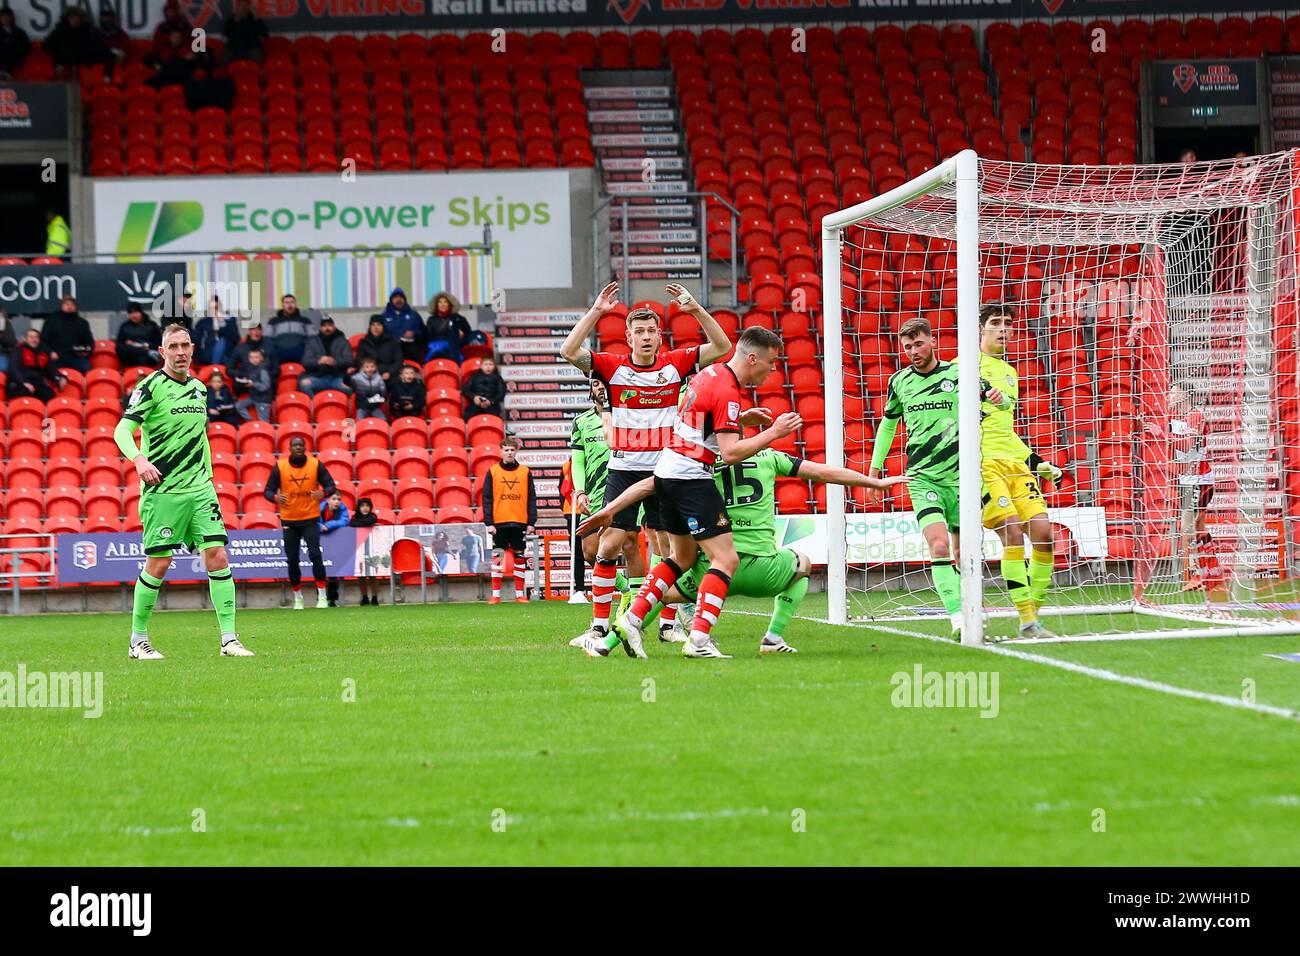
top-left (381, 287), bottom-right (424, 363)
top-left (320, 490), bottom-right (350, 607)
top-left (194, 296), bottom-right (241, 367)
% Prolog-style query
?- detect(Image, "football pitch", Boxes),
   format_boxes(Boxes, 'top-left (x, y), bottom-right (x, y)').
top-left (2, 596), bottom-right (1299, 866)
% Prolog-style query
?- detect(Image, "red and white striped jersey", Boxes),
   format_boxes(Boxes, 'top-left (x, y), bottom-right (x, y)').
top-left (656, 363), bottom-right (744, 480)
top-left (591, 347), bottom-right (699, 471)
top-left (1171, 408), bottom-right (1212, 486)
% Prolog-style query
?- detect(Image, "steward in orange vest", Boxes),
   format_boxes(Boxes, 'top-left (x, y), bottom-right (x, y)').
top-left (264, 435), bottom-right (338, 606)
top-left (481, 437), bottom-right (537, 603)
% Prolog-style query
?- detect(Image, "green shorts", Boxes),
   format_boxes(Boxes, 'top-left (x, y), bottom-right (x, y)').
top-left (140, 484), bottom-right (229, 557)
top-left (909, 479), bottom-right (960, 534)
top-left (675, 548), bottom-right (800, 601)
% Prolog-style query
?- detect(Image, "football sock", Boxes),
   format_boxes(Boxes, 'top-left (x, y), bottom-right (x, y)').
top-left (930, 558), bottom-right (963, 616)
top-left (1029, 547), bottom-right (1054, 608)
top-left (626, 558), bottom-right (682, 629)
top-left (689, 569), bottom-right (731, 644)
top-left (767, 574), bottom-right (809, 640)
top-left (512, 551), bottom-right (527, 597)
top-left (1002, 545), bottom-right (1035, 624)
top-left (591, 557), bottom-right (618, 627)
top-left (132, 571), bottom-right (163, 635)
top-left (661, 604), bottom-right (676, 628)
top-left (208, 568), bottom-right (237, 636)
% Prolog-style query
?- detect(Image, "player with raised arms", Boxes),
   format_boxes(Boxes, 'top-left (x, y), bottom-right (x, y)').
top-left (114, 322), bottom-right (253, 659)
top-left (559, 281), bottom-right (732, 652)
top-left (577, 450), bottom-right (907, 654)
top-left (600, 326), bottom-right (802, 660)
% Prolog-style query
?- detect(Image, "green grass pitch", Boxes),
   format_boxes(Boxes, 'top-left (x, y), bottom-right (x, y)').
top-left (2, 595), bottom-right (1299, 866)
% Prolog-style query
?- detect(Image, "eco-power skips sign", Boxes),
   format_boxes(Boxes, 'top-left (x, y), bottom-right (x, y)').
top-left (92, 169), bottom-right (571, 289)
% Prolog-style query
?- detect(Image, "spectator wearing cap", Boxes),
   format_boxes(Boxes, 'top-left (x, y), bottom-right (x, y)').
top-left (299, 315), bottom-right (354, 397)
top-left (115, 303), bottom-right (163, 369)
top-left (41, 294), bottom-right (94, 374)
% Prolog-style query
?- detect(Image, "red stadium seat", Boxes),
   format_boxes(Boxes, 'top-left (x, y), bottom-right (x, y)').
top-left (276, 421), bottom-right (314, 455)
top-left (355, 418), bottom-right (391, 451)
top-left (355, 447), bottom-right (394, 481)
top-left (433, 446), bottom-right (470, 478)
top-left (391, 416), bottom-right (427, 450)
top-left (435, 474), bottom-right (474, 509)
top-left (238, 420), bottom-right (276, 456)
top-left (239, 451), bottom-right (276, 488)
top-left (316, 448), bottom-right (355, 483)
top-left (429, 417), bottom-right (467, 449)
top-left (467, 414), bottom-right (505, 448)
top-left (395, 476), bottom-right (435, 510)
top-left (355, 477), bottom-right (396, 511)
top-left (394, 447), bottom-right (431, 480)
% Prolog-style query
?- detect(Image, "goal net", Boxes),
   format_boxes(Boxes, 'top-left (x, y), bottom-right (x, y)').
top-left (822, 150), bottom-right (1300, 645)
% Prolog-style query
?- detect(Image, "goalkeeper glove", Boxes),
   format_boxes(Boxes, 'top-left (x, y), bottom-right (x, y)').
top-left (1035, 460), bottom-right (1063, 483)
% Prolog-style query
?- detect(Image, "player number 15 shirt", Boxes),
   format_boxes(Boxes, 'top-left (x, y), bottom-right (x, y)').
top-left (656, 363), bottom-right (744, 480)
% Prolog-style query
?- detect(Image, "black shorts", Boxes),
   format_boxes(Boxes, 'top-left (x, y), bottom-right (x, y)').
top-left (492, 523), bottom-right (527, 555)
top-left (606, 468), bottom-right (663, 532)
top-left (654, 475), bottom-right (731, 541)
top-left (1199, 483), bottom-right (1214, 512)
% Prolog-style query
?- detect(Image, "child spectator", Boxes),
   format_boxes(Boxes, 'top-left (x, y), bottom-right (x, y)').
top-left (230, 322), bottom-right (279, 388)
top-left (351, 357), bottom-right (387, 420)
top-left (235, 348), bottom-right (273, 421)
top-left (320, 490), bottom-right (350, 607)
top-left (388, 363), bottom-right (426, 419)
top-left (206, 370), bottom-right (241, 426)
top-left (462, 356), bottom-right (506, 419)
top-left (350, 497), bottom-right (380, 605)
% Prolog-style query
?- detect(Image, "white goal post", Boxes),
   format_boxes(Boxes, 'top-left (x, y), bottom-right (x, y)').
top-left (822, 149), bottom-right (1300, 646)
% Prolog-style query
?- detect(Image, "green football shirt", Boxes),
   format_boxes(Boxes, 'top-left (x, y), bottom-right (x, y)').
top-left (882, 361), bottom-right (961, 486)
top-left (714, 448), bottom-right (801, 556)
top-left (568, 408), bottom-right (611, 503)
top-left (120, 369), bottom-right (214, 495)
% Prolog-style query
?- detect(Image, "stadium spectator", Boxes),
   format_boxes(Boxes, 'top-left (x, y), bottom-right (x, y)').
top-left (115, 303), bottom-right (163, 369)
top-left (148, 27), bottom-right (194, 89)
top-left (184, 50), bottom-right (234, 111)
top-left (150, 0), bottom-right (192, 61)
top-left (357, 315), bottom-right (403, 382)
top-left (206, 370), bottom-right (241, 426)
top-left (230, 321), bottom-right (280, 388)
top-left (351, 357), bottom-right (387, 420)
top-left (223, 0), bottom-right (267, 62)
top-left (235, 348), bottom-right (272, 421)
top-left (481, 435), bottom-right (536, 603)
top-left (298, 315), bottom-right (354, 397)
top-left (45, 210), bottom-right (70, 258)
top-left (97, 7), bottom-right (130, 74)
top-left (424, 291), bottom-right (472, 364)
top-left (7, 327), bottom-right (63, 401)
top-left (40, 295), bottom-right (94, 374)
top-left (0, 7), bottom-right (32, 78)
top-left (264, 435), bottom-right (337, 610)
top-left (45, 7), bottom-right (110, 74)
top-left (193, 297), bottom-right (241, 367)
top-left (350, 497), bottom-right (380, 605)
top-left (462, 356), bottom-right (506, 419)
top-left (381, 287), bottom-right (424, 362)
top-left (320, 490), bottom-right (350, 607)
top-left (388, 363), bottom-right (426, 418)
top-left (0, 309), bottom-right (16, 374)
top-left (267, 294), bottom-right (312, 364)
top-left (1180, 148), bottom-right (1197, 163)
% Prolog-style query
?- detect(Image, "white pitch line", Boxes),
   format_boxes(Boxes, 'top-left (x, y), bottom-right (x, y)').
top-left (779, 613), bottom-right (1300, 722)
